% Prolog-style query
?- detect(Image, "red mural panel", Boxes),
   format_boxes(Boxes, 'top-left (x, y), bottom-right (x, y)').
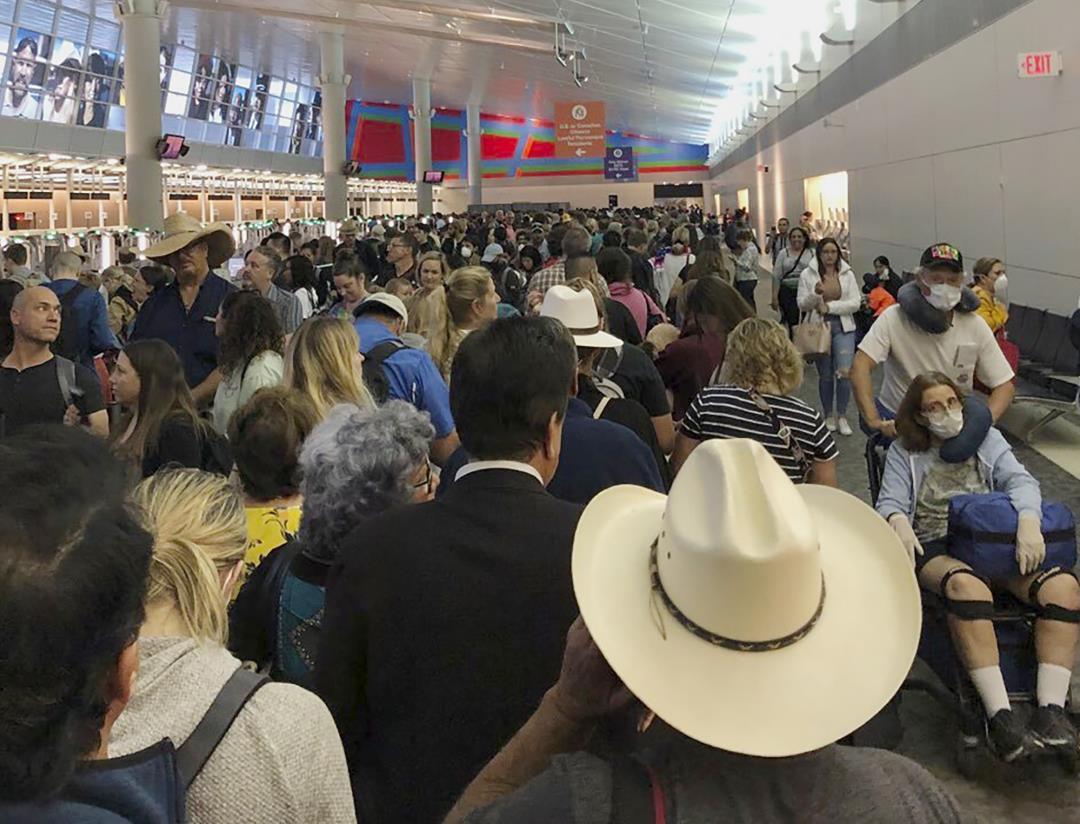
top-left (523, 136), bottom-right (555, 159)
top-left (481, 133), bottom-right (519, 160)
top-left (358, 120), bottom-right (406, 164)
top-left (432, 127), bottom-right (461, 163)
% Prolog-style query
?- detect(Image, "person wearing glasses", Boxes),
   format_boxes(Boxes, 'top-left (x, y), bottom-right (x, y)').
top-left (229, 399), bottom-right (437, 688)
top-left (379, 232), bottom-right (420, 287)
top-left (671, 317), bottom-right (839, 486)
top-left (876, 371), bottom-right (1078, 761)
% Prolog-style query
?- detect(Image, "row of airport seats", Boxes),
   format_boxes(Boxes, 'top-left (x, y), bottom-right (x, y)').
top-left (1004, 305), bottom-right (1080, 439)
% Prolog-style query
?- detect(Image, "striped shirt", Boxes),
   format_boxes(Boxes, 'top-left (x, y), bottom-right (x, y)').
top-left (681, 386), bottom-right (839, 482)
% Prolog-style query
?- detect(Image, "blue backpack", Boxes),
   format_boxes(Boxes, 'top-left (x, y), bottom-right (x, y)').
top-left (947, 492), bottom-right (1077, 579)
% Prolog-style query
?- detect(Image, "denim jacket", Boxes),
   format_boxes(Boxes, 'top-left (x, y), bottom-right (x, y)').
top-left (876, 427), bottom-right (1041, 523)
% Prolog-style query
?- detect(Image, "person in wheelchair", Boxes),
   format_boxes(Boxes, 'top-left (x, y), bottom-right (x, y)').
top-left (877, 371), bottom-right (1080, 762)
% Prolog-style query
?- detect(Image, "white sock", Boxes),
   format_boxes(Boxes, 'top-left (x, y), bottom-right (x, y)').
top-left (1037, 663), bottom-right (1072, 708)
top-left (969, 666), bottom-right (1010, 718)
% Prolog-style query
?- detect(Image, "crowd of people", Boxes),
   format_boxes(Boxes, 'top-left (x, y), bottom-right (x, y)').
top-left (1, 201), bottom-right (1078, 823)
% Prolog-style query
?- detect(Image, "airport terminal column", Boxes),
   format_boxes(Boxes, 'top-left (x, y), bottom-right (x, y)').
top-left (320, 29), bottom-right (350, 222)
top-left (413, 77), bottom-right (433, 216)
top-left (117, 0), bottom-right (166, 232)
top-left (467, 103), bottom-right (481, 208)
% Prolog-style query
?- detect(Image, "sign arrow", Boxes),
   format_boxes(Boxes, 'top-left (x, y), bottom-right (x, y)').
top-left (575, 148), bottom-right (587, 157)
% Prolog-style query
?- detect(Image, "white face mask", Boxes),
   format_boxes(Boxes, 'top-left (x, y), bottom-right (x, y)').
top-left (926, 282), bottom-right (962, 311)
top-left (995, 274), bottom-right (1008, 294)
top-left (460, 245), bottom-right (473, 258)
top-left (927, 408), bottom-right (964, 440)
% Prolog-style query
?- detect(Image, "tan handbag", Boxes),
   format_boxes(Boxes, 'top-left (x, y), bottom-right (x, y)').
top-left (792, 313), bottom-right (831, 357)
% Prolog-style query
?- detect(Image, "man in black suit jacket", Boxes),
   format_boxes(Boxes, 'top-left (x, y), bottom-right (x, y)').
top-left (316, 316), bottom-right (584, 824)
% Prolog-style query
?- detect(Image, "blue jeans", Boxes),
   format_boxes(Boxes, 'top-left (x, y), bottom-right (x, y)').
top-left (816, 316), bottom-right (855, 416)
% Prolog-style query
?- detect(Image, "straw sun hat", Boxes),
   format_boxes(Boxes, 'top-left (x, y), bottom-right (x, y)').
top-left (572, 438), bottom-right (921, 757)
top-left (143, 213), bottom-right (236, 268)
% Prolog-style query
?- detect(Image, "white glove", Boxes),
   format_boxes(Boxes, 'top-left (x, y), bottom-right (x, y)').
top-left (1016, 512), bottom-right (1046, 575)
top-left (888, 514), bottom-right (924, 566)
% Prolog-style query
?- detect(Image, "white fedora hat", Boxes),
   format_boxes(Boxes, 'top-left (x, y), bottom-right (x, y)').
top-left (541, 284), bottom-right (622, 349)
top-left (572, 438), bottom-right (920, 757)
top-left (143, 213), bottom-right (236, 268)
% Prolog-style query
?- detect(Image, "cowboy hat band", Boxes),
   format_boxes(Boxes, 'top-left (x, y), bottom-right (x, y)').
top-left (649, 538), bottom-right (826, 653)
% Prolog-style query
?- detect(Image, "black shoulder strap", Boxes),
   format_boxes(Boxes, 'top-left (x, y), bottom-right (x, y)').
top-left (60, 282), bottom-right (86, 306)
top-left (610, 756), bottom-right (658, 824)
top-left (367, 338), bottom-right (407, 365)
top-left (175, 667), bottom-right (269, 788)
top-left (55, 356), bottom-right (77, 408)
top-left (783, 249), bottom-right (807, 279)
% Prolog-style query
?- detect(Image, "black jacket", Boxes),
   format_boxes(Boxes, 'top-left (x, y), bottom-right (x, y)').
top-left (314, 468), bottom-right (583, 824)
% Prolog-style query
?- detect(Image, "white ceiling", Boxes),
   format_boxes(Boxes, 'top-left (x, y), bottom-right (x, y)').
top-left (163, 1), bottom-right (916, 145)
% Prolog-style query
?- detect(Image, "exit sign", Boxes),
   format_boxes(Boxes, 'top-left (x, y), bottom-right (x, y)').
top-left (1018, 51), bottom-right (1063, 78)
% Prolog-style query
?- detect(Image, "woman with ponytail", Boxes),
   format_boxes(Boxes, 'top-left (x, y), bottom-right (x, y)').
top-left (428, 265), bottom-right (499, 381)
top-left (108, 468), bottom-right (356, 824)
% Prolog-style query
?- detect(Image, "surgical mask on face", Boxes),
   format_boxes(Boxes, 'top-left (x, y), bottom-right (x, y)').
top-left (995, 274), bottom-right (1008, 294)
top-left (927, 408), bottom-right (964, 440)
top-left (460, 245), bottom-right (473, 258)
top-left (926, 282), bottom-right (962, 311)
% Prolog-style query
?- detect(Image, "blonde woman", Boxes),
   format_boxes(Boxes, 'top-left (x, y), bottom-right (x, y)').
top-left (671, 317), bottom-right (839, 486)
top-left (428, 266), bottom-right (500, 381)
top-left (284, 317), bottom-right (375, 419)
top-left (972, 256), bottom-right (1009, 334)
top-left (109, 468), bottom-right (356, 824)
top-left (657, 225), bottom-right (695, 308)
top-left (407, 250), bottom-right (450, 340)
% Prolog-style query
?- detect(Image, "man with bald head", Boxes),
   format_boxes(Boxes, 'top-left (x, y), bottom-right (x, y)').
top-left (1, 286), bottom-right (108, 437)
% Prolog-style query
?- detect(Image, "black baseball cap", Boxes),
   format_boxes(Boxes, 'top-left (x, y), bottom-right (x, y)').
top-left (919, 243), bottom-right (963, 273)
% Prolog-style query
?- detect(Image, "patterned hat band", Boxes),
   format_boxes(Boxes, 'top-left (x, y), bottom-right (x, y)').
top-left (648, 537), bottom-right (826, 653)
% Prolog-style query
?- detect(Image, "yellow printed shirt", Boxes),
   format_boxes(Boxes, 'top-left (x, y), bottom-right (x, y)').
top-left (244, 505), bottom-right (302, 575)
top-left (973, 286), bottom-right (1008, 335)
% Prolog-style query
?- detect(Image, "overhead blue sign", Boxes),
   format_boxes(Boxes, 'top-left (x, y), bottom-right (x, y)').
top-left (604, 146), bottom-right (636, 181)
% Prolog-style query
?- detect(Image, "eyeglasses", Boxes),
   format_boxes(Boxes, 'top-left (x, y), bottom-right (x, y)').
top-left (921, 396), bottom-right (962, 417)
top-left (411, 459), bottom-right (434, 492)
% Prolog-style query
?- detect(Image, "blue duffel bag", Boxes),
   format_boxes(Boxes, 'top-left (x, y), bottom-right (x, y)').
top-left (947, 492), bottom-right (1077, 579)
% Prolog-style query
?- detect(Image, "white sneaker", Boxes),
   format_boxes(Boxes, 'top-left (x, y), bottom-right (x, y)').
top-left (837, 417), bottom-right (853, 437)
top-left (824, 416), bottom-right (837, 432)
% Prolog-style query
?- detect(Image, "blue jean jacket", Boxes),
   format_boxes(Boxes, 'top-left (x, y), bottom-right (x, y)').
top-left (876, 427), bottom-right (1042, 524)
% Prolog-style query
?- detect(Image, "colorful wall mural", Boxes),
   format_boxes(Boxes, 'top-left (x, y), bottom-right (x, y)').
top-left (345, 101), bottom-right (708, 182)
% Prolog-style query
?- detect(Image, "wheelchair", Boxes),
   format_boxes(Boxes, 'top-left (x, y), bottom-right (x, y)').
top-left (865, 434), bottom-right (1080, 776)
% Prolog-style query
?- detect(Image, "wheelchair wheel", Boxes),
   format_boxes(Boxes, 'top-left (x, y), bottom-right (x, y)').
top-left (1060, 748), bottom-right (1080, 776)
top-left (956, 737), bottom-right (982, 779)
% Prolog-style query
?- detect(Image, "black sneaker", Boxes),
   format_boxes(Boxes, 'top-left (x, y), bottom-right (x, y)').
top-left (986, 709), bottom-right (1033, 762)
top-left (1031, 705), bottom-right (1078, 753)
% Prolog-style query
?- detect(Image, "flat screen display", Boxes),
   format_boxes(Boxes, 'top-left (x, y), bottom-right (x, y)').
top-left (423, 170), bottom-right (444, 184)
top-left (157, 134), bottom-right (186, 159)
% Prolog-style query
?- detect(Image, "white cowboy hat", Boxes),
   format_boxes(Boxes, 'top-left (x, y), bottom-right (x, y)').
top-left (540, 284), bottom-right (622, 349)
top-left (572, 438), bottom-right (920, 757)
top-left (143, 213), bottom-right (236, 268)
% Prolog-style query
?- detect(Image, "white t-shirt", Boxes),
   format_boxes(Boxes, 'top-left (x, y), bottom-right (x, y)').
top-left (858, 305), bottom-right (1014, 413)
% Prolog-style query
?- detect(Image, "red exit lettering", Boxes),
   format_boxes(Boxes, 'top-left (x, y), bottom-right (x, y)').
top-left (1020, 51), bottom-right (1060, 78)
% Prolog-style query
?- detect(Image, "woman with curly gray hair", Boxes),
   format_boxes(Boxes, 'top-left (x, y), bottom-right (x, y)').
top-left (228, 400), bottom-right (436, 686)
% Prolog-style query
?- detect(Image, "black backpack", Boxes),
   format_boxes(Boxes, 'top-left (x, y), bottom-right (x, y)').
top-left (51, 283), bottom-right (86, 361)
top-left (2, 668), bottom-right (268, 823)
top-left (362, 339), bottom-right (407, 404)
top-left (497, 266), bottom-right (529, 313)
